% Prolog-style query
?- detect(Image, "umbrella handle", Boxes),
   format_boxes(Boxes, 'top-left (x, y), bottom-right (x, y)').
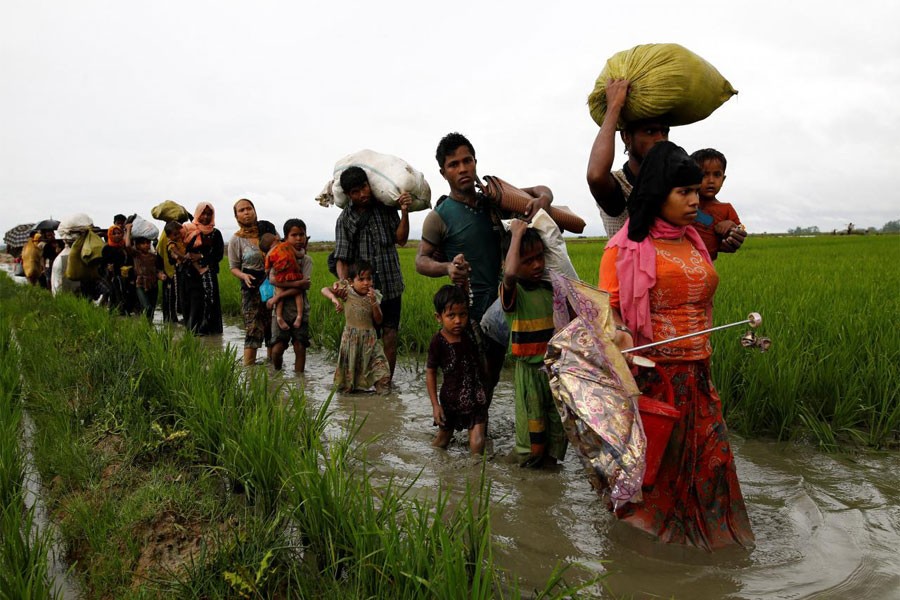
top-left (622, 312), bottom-right (763, 354)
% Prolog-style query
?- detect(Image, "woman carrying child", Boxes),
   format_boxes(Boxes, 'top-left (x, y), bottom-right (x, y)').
top-left (228, 199), bottom-right (279, 366)
top-left (426, 285), bottom-right (489, 454)
top-left (600, 140), bottom-right (754, 550)
top-left (321, 260), bottom-right (391, 394)
top-left (180, 202), bottom-right (224, 335)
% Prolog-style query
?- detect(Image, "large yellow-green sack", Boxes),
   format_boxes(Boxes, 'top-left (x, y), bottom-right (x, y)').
top-left (65, 230), bottom-right (104, 282)
top-left (151, 200), bottom-right (191, 222)
top-left (588, 43), bottom-right (737, 129)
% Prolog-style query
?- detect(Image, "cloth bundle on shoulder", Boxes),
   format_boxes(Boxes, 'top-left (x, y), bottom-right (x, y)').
top-left (315, 149), bottom-right (432, 212)
top-left (588, 43), bottom-right (737, 129)
top-left (501, 209), bottom-right (579, 280)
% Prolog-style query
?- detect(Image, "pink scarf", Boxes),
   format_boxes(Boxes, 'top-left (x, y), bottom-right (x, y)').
top-left (605, 218), bottom-right (711, 346)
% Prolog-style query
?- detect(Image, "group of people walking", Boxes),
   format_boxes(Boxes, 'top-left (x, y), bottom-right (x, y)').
top-left (13, 80), bottom-right (754, 551)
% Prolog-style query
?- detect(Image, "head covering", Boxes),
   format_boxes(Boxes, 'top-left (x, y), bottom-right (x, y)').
top-left (605, 142), bottom-right (711, 344)
top-left (192, 202), bottom-right (216, 235)
top-left (107, 225), bottom-right (125, 248)
top-left (232, 198), bottom-right (260, 240)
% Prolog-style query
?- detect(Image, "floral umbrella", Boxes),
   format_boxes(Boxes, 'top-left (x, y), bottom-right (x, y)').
top-left (545, 272), bottom-right (647, 509)
top-left (3, 223), bottom-right (36, 248)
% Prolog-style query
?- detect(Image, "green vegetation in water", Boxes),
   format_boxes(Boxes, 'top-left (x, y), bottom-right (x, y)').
top-left (0, 312), bottom-right (60, 599)
top-left (218, 234), bottom-right (900, 450)
top-left (0, 277), bottom-right (597, 598)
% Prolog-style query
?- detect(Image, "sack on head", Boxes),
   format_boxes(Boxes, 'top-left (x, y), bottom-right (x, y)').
top-left (588, 43), bottom-right (737, 128)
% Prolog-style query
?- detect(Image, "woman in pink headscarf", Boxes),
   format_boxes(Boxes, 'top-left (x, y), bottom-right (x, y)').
top-left (180, 202), bottom-right (224, 334)
top-left (599, 141), bottom-right (753, 551)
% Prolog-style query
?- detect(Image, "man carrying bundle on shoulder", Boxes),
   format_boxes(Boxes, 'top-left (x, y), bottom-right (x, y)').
top-left (415, 132), bottom-right (554, 403)
top-left (332, 166), bottom-right (412, 383)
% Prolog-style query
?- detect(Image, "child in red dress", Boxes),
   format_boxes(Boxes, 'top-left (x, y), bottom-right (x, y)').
top-left (690, 148), bottom-right (746, 260)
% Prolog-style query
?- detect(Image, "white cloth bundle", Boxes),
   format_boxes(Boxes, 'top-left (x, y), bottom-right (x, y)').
top-left (316, 149), bottom-right (431, 212)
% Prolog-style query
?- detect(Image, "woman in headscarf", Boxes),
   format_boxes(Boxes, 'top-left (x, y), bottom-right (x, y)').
top-left (227, 198), bottom-right (278, 365)
top-left (180, 202), bottom-right (224, 335)
top-left (101, 223), bottom-right (133, 313)
top-left (599, 141), bottom-right (754, 550)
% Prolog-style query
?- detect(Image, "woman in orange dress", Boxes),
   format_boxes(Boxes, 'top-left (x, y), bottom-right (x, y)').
top-left (599, 141), bottom-right (754, 550)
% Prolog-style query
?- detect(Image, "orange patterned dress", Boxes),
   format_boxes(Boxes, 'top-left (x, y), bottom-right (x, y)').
top-left (600, 237), bottom-right (754, 550)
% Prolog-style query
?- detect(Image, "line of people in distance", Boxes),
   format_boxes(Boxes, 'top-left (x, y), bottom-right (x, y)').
top-left (24, 84), bottom-right (751, 549)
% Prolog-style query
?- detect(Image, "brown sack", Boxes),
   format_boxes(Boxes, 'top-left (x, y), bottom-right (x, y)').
top-left (480, 176), bottom-right (586, 234)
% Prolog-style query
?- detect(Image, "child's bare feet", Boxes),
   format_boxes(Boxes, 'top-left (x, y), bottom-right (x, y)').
top-left (276, 316), bottom-right (289, 330)
top-left (292, 316), bottom-right (302, 329)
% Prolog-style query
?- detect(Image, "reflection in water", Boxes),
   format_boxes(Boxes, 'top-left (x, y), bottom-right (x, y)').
top-left (184, 319), bottom-right (900, 599)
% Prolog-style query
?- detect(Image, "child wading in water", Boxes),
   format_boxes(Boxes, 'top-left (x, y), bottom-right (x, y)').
top-left (263, 219), bottom-right (312, 372)
top-left (501, 219), bottom-right (567, 468)
top-left (259, 222), bottom-right (307, 331)
top-left (124, 224), bottom-right (166, 322)
top-left (321, 260), bottom-right (391, 394)
top-left (426, 285), bottom-right (489, 454)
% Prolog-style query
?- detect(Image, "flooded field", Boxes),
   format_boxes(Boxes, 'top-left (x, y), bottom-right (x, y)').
top-left (4, 261), bottom-right (897, 599)
top-left (205, 320), bottom-right (900, 600)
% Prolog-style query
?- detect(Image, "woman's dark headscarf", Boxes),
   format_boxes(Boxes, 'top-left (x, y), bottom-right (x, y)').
top-left (626, 141), bottom-right (702, 242)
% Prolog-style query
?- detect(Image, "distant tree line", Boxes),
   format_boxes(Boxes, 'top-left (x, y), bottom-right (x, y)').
top-left (787, 220), bottom-right (900, 235)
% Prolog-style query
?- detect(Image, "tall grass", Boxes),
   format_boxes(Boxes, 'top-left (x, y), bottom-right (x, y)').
top-left (0, 311), bottom-right (60, 599)
top-left (216, 235), bottom-right (900, 449)
top-left (1, 276), bottom-right (592, 598)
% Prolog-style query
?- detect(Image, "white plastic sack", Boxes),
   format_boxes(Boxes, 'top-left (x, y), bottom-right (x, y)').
top-left (130, 216), bottom-right (159, 241)
top-left (502, 209), bottom-right (579, 280)
top-left (315, 149), bottom-right (431, 212)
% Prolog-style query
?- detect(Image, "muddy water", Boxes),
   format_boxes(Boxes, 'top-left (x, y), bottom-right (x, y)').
top-left (202, 320), bottom-right (900, 600)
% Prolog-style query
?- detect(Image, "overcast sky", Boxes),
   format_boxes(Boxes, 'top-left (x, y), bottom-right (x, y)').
top-left (2, 0), bottom-right (898, 242)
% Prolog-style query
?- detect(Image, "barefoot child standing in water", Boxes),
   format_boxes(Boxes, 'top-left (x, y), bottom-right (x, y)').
top-left (260, 220), bottom-right (307, 331)
top-left (426, 285), bottom-right (489, 454)
top-left (264, 219), bottom-right (312, 372)
top-left (321, 260), bottom-right (391, 394)
top-left (501, 220), bottom-right (567, 468)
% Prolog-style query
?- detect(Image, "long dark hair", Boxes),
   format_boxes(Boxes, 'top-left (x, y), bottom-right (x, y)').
top-left (626, 141), bottom-right (702, 242)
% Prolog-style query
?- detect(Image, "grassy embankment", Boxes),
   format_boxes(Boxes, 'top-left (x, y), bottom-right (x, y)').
top-left (1, 277), bottom-right (594, 598)
top-left (220, 235), bottom-right (900, 450)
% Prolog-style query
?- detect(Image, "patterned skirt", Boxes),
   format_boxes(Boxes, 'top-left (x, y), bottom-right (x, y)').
top-left (614, 361), bottom-right (754, 550)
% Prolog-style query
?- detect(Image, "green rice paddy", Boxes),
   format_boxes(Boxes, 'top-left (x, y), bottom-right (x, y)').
top-left (220, 234), bottom-right (900, 449)
top-left (1, 233), bottom-right (897, 597)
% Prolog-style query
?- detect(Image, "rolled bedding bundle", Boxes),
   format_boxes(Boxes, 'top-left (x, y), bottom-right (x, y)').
top-left (588, 43), bottom-right (737, 129)
top-left (316, 149), bottom-right (432, 212)
top-left (480, 175), bottom-right (586, 234)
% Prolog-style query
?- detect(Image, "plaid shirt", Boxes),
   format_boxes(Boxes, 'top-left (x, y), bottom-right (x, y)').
top-left (334, 203), bottom-right (404, 299)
